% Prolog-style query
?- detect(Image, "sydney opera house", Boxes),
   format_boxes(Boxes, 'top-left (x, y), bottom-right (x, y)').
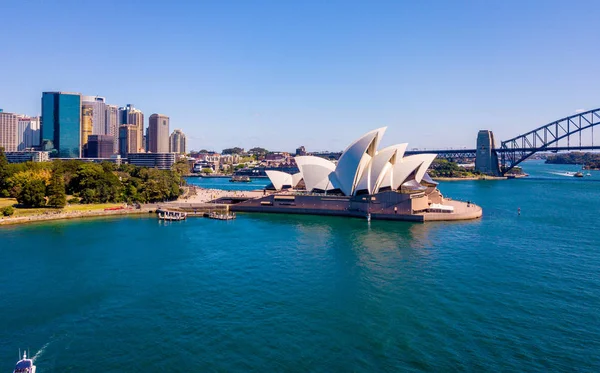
top-left (231, 128), bottom-right (482, 222)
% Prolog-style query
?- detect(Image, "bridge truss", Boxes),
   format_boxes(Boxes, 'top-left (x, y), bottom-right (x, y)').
top-left (499, 108), bottom-right (600, 173)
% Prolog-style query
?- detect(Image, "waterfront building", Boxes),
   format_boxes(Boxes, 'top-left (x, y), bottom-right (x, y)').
top-left (127, 152), bottom-right (175, 170)
top-left (169, 129), bottom-right (186, 154)
top-left (81, 103), bottom-right (93, 155)
top-left (118, 125), bottom-right (139, 158)
top-left (41, 91), bottom-right (82, 158)
top-left (87, 135), bottom-right (114, 158)
top-left (105, 104), bottom-right (119, 153)
top-left (148, 114), bottom-right (170, 153)
top-left (232, 128), bottom-right (482, 222)
top-left (0, 112), bottom-right (18, 151)
top-left (5, 151), bottom-right (50, 163)
top-left (81, 96), bottom-right (106, 135)
top-left (17, 116), bottom-right (40, 150)
top-left (296, 146), bottom-right (306, 156)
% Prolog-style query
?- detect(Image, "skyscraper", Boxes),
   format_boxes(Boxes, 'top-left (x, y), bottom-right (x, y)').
top-left (169, 129), bottom-right (186, 154)
top-left (105, 104), bottom-right (119, 154)
top-left (81, 104), bottom-right (93, 156)
top-left (148, 114), bottom-right (169, 153)
top-left (81, 96), bottom-right (106, 135)
top-left (0, 112), bottom-right (18, 152)
top-left (17, 116), bottom-right (40, 150)
top-left (118, 104), bottom-right (144, 153)
top-left (41, 92), bottom-right (82, 158)
top-left (118, 125), bottom-right (139, 158)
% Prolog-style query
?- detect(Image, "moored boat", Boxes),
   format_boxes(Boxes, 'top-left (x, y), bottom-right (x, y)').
top-left (13, 351), bottom-right (36, 373)
top-left (229, 175), bottom-right (251, 182)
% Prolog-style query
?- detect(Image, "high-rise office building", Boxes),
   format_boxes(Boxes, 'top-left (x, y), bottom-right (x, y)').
top-left (81, 104), bottom-right (93, 155)
top-left (0, 112), bottom-right (18, 152)
top-left (17, 116), bottom-right (41, 150)
top-left (81, 96), bottom-right (106, 135)
top-left (118, 104), bottom-right (144, 153)
top-left (118, 125), bottom-right (139, 158)
top-left (87, 135), bottom-right (114, 158)
top-left (148, 114), bottom-right (169, 153)
top-left (41, 92), bottom-right (82, 158)
top-left (105, 104), bottom-right (119, 154)
top-left (169, 129), bottom-right (186, 154)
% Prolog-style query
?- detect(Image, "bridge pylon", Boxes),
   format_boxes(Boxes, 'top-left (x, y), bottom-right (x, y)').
top-left (475, 130), bottom-right (501, 176)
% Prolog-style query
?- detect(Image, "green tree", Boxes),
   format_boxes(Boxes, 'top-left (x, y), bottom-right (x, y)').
top-left (17, 179), bottom-right (46, 207)
top-left (47, 168), bottom-right (67, 208)
top-left (1, 206), bottom-right (14, 216)
top-left (201, 168), bottom-right (213, 174)
top-left (0, 147), bottom-right (10, 197)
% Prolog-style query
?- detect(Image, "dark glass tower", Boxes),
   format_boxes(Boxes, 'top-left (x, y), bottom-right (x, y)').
top-left (41, 92), bottom-right (82, 158)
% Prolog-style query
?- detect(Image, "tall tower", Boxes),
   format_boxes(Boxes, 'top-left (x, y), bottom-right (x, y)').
top-left (169, 129), bottom-right (186, 154)
top-left (118, 104), bottom-right (144, 152)
top-left (0, 112), bottom-right (18, 152)
top-left (475, 130), bottom-right (500, 176)
top-left (81, 104), bottom-right (93, 156)
top-left (119, 125), bottom-right (139, 157)
top-left (41, 92), bottom-right (82, 158)
top-left (81, 96), bottom-right (106, 135)
top-left (148, 114), bottom-right (170, 153)
top-left (105, 104), bottom-right (119, 154)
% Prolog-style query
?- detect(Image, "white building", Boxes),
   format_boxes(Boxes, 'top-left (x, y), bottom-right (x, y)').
top-left (17, 116), bottom-right (41, 150)
top-left (265, 127), bottom-right (438, 196)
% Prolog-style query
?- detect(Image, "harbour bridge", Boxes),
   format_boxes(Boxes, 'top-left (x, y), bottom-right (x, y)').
top-left (405, 108), bottom-right (600, 175)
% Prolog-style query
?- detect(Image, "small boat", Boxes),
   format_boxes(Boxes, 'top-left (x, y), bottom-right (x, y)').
top-left (230, 175), bottom-right (251, 182)
top-left (207, 211), bottom-right (236, 220)
top-left (574, 172), bottom-right (584, 178)
top-left (587, 173), bottom-right (592, 176)
top-left (13, 351), bottom-right (36, 373)
top-left (158, 210), bottom-right (187, 221)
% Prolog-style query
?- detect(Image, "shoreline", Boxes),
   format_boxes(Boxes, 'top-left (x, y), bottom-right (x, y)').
top-left (0, 207), bottom-right (153, 227)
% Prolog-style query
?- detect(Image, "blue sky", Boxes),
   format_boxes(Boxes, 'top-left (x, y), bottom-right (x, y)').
top-left (1, 0), bottom-right (599, 152)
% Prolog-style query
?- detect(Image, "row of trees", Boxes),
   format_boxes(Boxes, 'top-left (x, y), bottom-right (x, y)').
top-left (0, 149), bottom-right (186, 208)
top-left (545, 152), bottom-right (600, 169)
top-left (427, 159), bottom-right (479, 178)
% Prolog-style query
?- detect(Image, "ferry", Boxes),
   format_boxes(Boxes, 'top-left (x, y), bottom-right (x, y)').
top-left (229, 175), bottom-right (251, 182)
top-left (13, 351), bottom-right (36, 373)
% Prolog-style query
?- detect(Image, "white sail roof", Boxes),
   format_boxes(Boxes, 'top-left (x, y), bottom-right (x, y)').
top-left (294, 156), bottom-right (337, 192)
top-left (265, 170), bottom-right (293, 191)
top-left (391, 154), bottom-right (436, 190)
top-left (333, 127), bottom-right (386, 196)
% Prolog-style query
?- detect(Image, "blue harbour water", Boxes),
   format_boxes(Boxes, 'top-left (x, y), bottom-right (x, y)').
top-left (1, 161), bottom-right (599, 372)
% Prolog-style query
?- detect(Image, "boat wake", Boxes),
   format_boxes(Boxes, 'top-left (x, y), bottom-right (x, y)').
top-left (548, 171), bottom-right (576, 177)
top-left (31, 341), bottom-right (51, 363)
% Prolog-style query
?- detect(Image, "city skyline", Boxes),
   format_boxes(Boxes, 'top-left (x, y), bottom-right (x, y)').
top-left (1, 1), bottom-right (600, 152)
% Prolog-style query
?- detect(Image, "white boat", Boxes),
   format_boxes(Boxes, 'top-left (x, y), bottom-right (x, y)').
top-left (13, 351), bottom-right (36, 373)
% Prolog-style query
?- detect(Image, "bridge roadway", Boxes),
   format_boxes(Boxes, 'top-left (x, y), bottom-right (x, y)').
top-left (405, 145), bottom-right (600, 157)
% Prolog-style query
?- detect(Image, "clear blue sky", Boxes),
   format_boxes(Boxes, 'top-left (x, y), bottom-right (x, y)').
top-left (1, 0), bottom-right (599, 152)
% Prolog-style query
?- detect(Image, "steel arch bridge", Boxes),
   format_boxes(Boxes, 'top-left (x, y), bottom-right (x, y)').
top-left (499, 108), bottom-right (600, 173)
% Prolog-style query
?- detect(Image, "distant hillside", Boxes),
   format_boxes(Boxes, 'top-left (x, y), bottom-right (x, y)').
top-left (545, 152), bottom-right (600, 169)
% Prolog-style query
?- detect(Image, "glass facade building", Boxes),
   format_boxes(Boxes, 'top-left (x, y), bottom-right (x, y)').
top-left (41, 92), bottom-right (82, 158)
